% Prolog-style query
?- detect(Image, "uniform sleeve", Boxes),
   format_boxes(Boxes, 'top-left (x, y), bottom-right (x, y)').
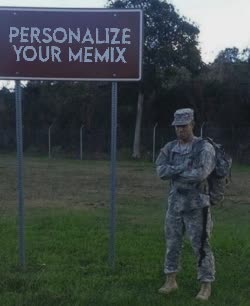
top-left (177, 143), bottom-right (216, 183)
top-left (155, 145), bottom-right (187, 180)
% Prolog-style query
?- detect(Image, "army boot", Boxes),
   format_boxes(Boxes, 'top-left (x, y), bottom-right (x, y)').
top-left (158, 273), bottom-right (178, 294)
top-left (196, 282), bottom-right (211, 301)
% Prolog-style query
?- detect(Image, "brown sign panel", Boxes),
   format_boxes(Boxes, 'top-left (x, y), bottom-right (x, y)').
top-left (0, 7), bottom-right (143, 81)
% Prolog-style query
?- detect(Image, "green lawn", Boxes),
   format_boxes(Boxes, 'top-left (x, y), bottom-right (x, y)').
top-left (0, 155), bottom-right (250, 305)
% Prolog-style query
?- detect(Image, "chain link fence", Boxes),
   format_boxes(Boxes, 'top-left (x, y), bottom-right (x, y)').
top-left (0, 126), bottom-right (250, 162)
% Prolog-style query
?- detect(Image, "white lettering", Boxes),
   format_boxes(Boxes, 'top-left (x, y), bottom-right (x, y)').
top-left (95, 48), bottom-right (109, 62)
top-left (96, 28), bottom-right (105, 44)
top-left (9, 27), bottom-right (132, 46)
top-left (110, 28), bottom-right (120, 44)
top-left (82, 28), bottom-right (94, 44)
top-left (84, 47), bottom-right (93, 62)
top-left (38, 46), bottom-right (50, 62)
top-left (9, 26), bottom-right (131, 64)
top-left (105, 28), bottom-right (110, 44)
top-left (115, 47), bottom-right (126, 63)
top-left (30, 27), bottom-right (41, 43)
top-left (110, 47), bottom-right (115, 62)
top-left (69, 47), bottom-right (82, 62)
top-left (68, 28), bottom-right (80, 43)
top-left (53, 27), bottom-right (68, 43)
top-left (122, 28), bottom-right (131, 44)
top-left (20, 27), bottom-right (29, 43)
top-left (42, 28), bottom-right (52, 43)
top-left (12, 45), bottom-right (24, 61)
top-left (51, 46), bottom-right (62, 62)
top-left (23, 46), bottom-right (37, 61)
top-left (9, 27), bottom-right (19, 43)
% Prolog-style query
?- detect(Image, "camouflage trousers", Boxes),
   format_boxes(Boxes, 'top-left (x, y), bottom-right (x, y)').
top-left (164, 207), bottom-right (215, 282)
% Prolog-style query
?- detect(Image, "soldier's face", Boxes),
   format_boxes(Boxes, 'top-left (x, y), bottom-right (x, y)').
top-left (175, 123), bottom-right (194, 143)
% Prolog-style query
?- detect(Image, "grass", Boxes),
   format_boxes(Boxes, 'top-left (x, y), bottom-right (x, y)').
top-left (0, 155), bottom-right (250, 305)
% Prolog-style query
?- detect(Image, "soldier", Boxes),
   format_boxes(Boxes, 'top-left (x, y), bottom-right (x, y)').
top-left (155, 108), bottom-right (216, 301)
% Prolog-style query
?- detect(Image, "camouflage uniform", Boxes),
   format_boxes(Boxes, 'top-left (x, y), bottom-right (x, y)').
top-left (156, 112), bottom-right (216, 283)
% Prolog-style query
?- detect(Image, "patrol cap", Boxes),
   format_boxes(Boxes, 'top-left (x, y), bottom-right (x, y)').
top-left (171, 108), bottom-right (194, 126)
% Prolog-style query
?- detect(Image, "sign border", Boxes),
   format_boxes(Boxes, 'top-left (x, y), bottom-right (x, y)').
top-left (0, 7), bottom-right (143, 82)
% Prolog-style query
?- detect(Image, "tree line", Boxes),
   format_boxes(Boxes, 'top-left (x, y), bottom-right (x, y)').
top-left (0, 0), bottom-right (249, 158)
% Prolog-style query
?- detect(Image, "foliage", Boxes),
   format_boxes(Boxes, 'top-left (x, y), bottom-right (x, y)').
top-left (0, 2), bottom-right (249, 155)
top-left (153, 47), bottom-right (250, 129)
top-left (22, 81), bottom-right (111, 130)
top-left (107, 0), bottom-right (202, 109)
top-left (107, 0), bottom-right (202, 158)
top-left (0, 87), bottom-right (15, 129)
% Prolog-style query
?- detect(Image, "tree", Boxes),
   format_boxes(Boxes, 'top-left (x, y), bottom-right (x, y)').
top-left (0, 87), bottom-right (15, 129)
top-left (108, 0), bottom-right (202, 158)
top-left (214, 47), bottom-right (240, 64)
top-left (21, 80), bottom-right (112, 152)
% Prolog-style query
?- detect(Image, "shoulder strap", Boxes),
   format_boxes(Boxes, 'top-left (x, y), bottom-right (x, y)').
top-left (203, 137), bottom-right (220, 150)
top-left (191, 137), bottom-right (207, 154)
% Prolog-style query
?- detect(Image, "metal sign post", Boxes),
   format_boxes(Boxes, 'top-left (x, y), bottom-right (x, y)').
top-left (48, 124), bottom-right (53, 159)
top-left (15, 80), bottom-right (25, 267)
top-left (152, 122), bottom-right (158, 162)
top-left (109, 82), bottom-right (117, 268)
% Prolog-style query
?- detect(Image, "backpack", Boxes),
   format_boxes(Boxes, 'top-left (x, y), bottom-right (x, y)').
top-left (165, 137), bottom-right (232, 206)
top-left (203, 137), bottom-right (232, 206)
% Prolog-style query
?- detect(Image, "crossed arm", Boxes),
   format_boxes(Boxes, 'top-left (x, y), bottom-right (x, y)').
top-left (155, 142), bottom-right (216, 183)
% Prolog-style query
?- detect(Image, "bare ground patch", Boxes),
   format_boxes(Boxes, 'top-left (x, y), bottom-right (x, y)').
top-left (0, 156), bottom-right (249, 212)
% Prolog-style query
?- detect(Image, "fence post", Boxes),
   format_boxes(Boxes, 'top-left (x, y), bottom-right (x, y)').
top-left (152, 122), bottom-right (158, 162)
top-left (200, 122), bottom-right (206, 138)
top-left (80, 124), bottom-right (84, 160)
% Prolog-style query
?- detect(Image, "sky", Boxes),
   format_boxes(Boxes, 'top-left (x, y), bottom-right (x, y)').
top-left (0, 0), bottom-right (249, 64)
